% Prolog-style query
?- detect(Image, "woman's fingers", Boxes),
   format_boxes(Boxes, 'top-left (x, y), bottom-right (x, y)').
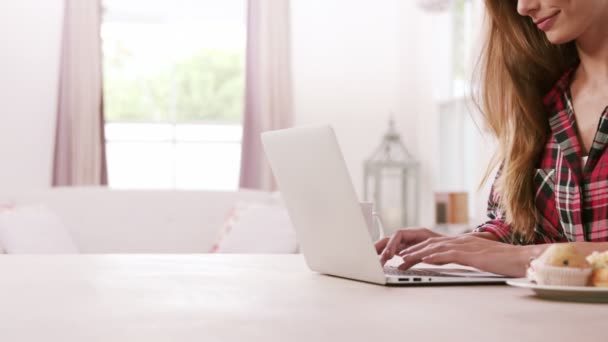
top-left (379, 228), bottom-right (435, 265)
top-left (423, 250), bottom-right (498, 274)
top-left (397, 237), bottom-right (485, 270)
top-left (380, 231), bottom-right (403, 264)
top-left (395, 236), bottom-right (527, 277)
top-left (398, 234), bottom-right (476, 257)
top-left (398, 242), bottom-right (459, 270)
top-left (374, 237), bottom-right (389, 254)
top-left (397, 236), bottom-right (458, 256)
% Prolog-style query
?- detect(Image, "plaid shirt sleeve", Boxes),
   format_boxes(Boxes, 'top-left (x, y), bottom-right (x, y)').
top-left (473, 166), bottom-right (517, 244)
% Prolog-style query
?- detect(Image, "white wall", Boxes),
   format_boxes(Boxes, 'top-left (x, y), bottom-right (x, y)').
top-left (0, 0), bottom-right (477, 228)
top-left (291, 0), bottom-right (454, 227)
top-left (0, 0), bottom-right (64, 192)
top-left (291, 0), bottom-right (407, 187)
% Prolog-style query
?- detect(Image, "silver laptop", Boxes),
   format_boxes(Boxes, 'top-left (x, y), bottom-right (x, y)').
top-left (261, 125), bottom-right (507, 285)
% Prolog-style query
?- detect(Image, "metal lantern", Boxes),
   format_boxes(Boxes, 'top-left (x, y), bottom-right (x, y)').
top-left (364, 119), bottom-right (420, 235)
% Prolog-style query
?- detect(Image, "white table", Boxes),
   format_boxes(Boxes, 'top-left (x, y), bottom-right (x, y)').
top-left (0, 255), bottom-right (605, 341)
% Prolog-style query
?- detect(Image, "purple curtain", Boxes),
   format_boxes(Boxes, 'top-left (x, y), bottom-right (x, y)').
top-left (53, 0), bottom-right (107, 186)
top-left (239, 0), bottom-right (294, 191)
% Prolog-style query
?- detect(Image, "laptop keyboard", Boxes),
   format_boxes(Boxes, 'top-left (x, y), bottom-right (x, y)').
top-left (384, 267), bottom-right (445, 277)
top-left (383, 266), bottom-right (484, 277)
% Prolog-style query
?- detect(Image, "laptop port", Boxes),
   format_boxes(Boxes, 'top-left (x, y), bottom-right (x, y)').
top-left (413, 278), bottom-right (422, 282)
top-left (398, 278), bottom-right (410, 282)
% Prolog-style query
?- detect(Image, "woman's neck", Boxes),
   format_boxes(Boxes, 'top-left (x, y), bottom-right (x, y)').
top-left (575, 11), bottom-right (608, 85)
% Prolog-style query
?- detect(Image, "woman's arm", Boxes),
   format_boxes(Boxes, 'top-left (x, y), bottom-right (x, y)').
top-left (377, 166), bottom-right (608, 276)
top-left (391, 234), bottom-right (533, 277)
top-left (403, 238), bottom-right (608, 277)
top-left (470, 231), bottom-right (501, 241)
top-left (569, 242), bottom-right (608, 259)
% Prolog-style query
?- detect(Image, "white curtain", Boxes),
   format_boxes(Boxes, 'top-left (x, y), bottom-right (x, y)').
top-left (53, 0), bottom-right (107, 186)
top-left (239, 0), bottom-right (294, 191)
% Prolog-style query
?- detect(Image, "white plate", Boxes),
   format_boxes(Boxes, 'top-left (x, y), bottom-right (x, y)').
top-left (507, 278), bottom-right (608, 303)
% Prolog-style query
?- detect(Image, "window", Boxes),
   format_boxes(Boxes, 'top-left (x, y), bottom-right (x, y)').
top-left (451, 0), bottom-right (474, 98)
top-left (101, 0), bottom-right (246, 190)
top-left (437, 0), bottom-right (482, 222)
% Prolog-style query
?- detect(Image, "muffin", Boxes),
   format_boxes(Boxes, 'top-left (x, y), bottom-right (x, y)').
top-left (530, 244), bottom-right (592, 286)
top-left (586, 251), bottom-right (608, 287)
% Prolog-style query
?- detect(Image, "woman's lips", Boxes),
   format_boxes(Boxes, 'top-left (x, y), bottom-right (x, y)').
top-left (535, 12), bottom-right (560, 31)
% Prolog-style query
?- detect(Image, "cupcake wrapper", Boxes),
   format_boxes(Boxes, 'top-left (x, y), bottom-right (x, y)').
top-left (532, 263), bottom-right (592, 286)
top-left (590, 268), bottom-right (608, 287)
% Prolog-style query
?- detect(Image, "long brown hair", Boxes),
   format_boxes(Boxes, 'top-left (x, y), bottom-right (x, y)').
top-left (477, 1), bottom-right (578, 242)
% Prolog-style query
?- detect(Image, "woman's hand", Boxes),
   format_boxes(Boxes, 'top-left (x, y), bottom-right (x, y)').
top-left (377, 229), bottom-right (608, 277)
top-left (374, 228), bottom-right (444, 265)
top-left (396, 234), bottom-right (535, 277)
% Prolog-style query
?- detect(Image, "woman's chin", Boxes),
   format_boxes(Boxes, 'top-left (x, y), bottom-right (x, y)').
top-left (544, 31), bottom-right (576, 45)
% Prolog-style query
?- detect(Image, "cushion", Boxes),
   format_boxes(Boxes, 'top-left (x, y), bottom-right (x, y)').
top-left (213, 197), bottom-right (298, 254)
top-left (0, 203), bottom-right (14, 254)
top-left (0, 204), bottom-right (79, 254)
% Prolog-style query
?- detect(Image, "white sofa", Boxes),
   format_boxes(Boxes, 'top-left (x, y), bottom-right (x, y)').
top-left (0, 187), bottom-right (292, 254)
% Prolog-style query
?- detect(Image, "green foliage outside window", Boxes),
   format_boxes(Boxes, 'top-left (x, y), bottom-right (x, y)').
top-left (103, 46), bottom-right (245, 123)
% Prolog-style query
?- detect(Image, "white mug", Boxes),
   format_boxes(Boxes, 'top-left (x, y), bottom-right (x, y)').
top-left (360, 202), bottom-right (384, 241)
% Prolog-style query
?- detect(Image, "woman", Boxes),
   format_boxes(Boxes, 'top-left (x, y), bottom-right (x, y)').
top-left (376, 0), bottom-right (608, 277)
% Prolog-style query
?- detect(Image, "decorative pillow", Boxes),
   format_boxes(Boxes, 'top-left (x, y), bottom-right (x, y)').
top-left (213, 198), bottom-right (298, 254)
top-left (0, 204), bottom-right (79, 254)
top-left (0, 203), bottom-right (14, 254)
top-left (0, 204), bottom-right (14, 211)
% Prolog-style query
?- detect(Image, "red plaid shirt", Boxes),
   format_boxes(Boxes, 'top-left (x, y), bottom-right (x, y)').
top-left (475, 67), bottom-right (608, 244)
